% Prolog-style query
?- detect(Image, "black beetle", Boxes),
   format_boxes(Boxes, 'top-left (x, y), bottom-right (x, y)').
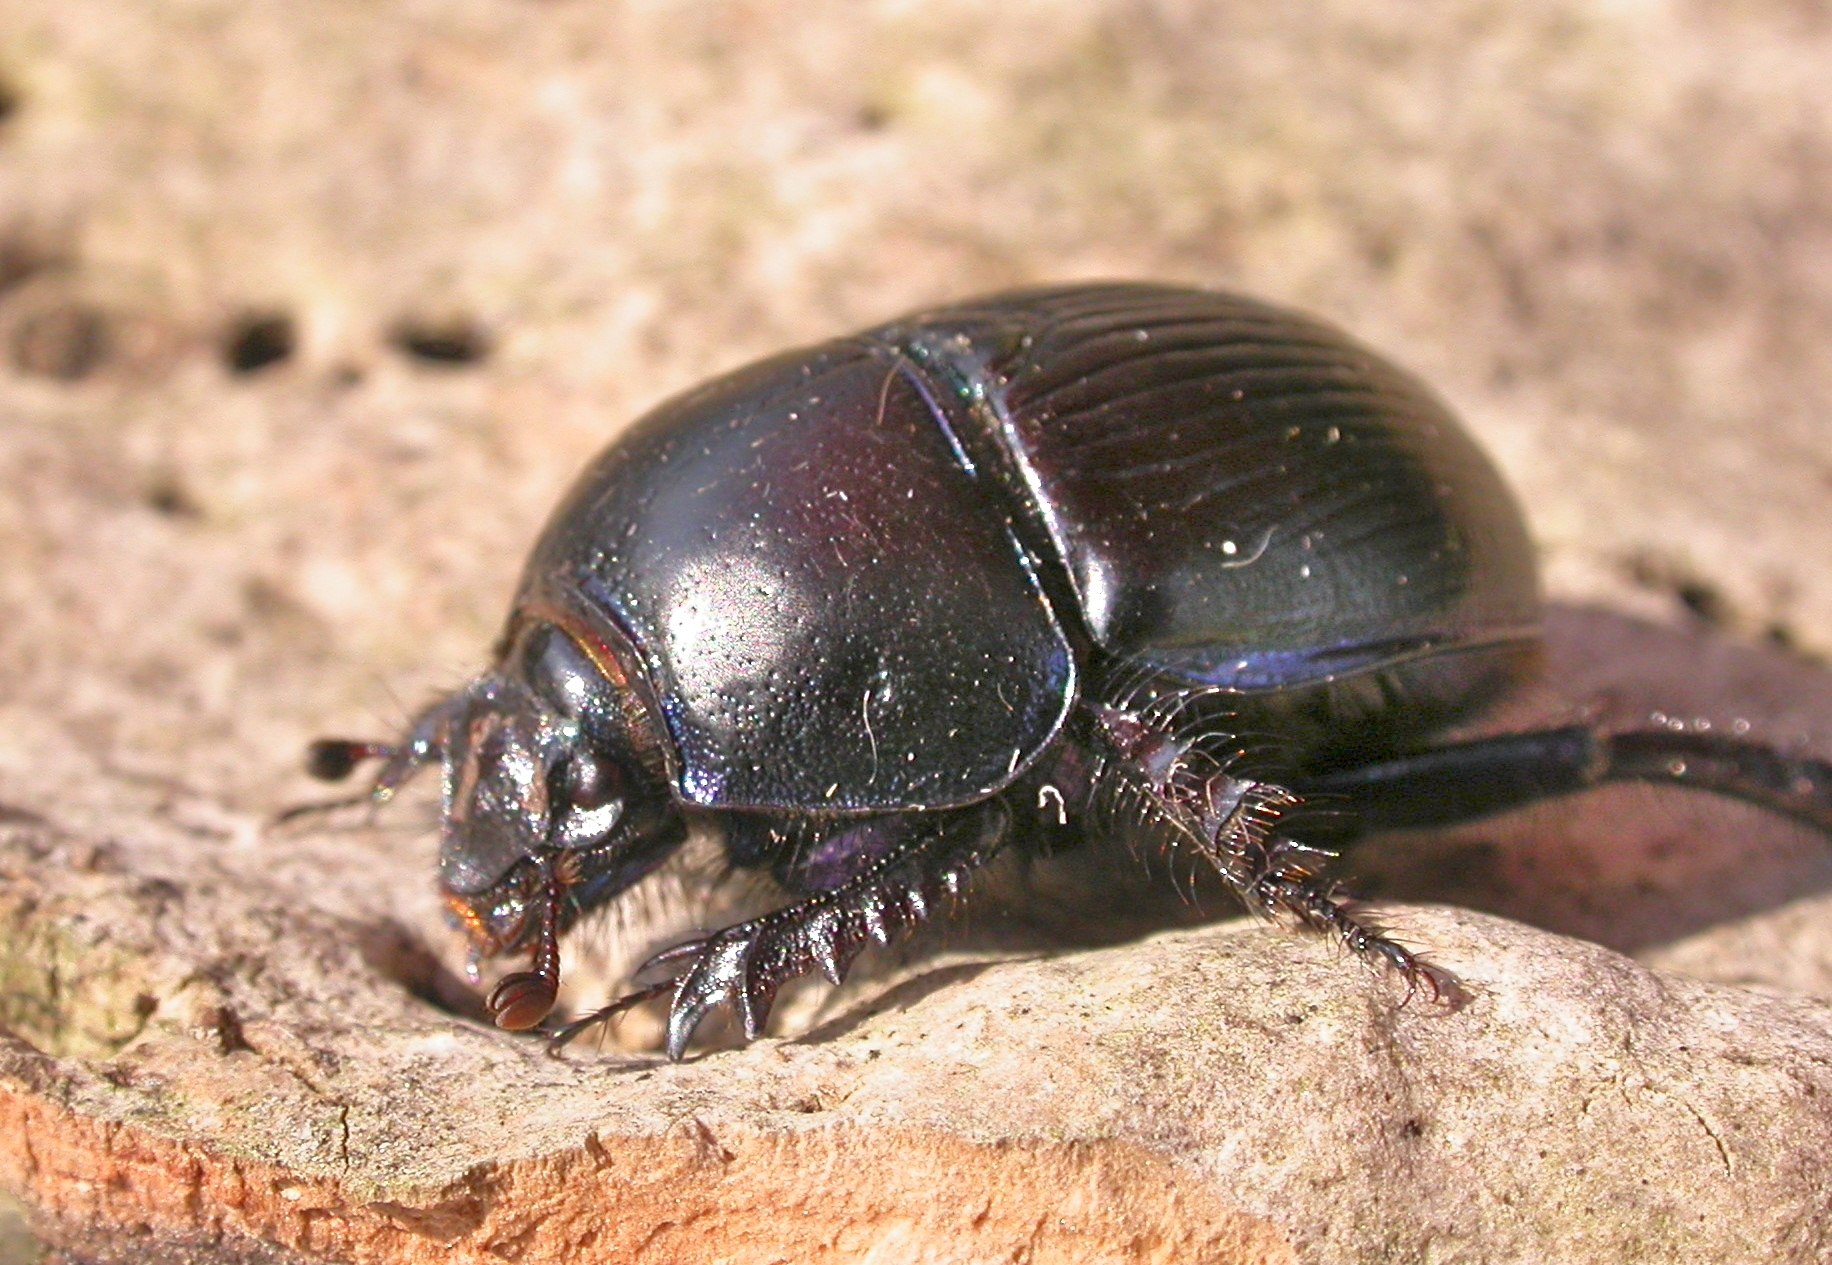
top-left (307, 283), bottom-right (1832, 1058)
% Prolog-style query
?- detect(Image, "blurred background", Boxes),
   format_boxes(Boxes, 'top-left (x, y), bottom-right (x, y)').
top-left (0, 2), bottom-right (1830, 1251)
top-left (3, 0), bottom-right (1829, 789)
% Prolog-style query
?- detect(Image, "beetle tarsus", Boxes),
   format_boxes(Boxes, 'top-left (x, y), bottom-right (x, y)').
top-left (1249, 867), bottom-right (1466, 1008)
top-left (1208, 780), bottom-right (1465, 1006)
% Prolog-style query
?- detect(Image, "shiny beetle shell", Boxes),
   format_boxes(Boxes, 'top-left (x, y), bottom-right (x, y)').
top-left (516, 283), bottom-right (1538, 818)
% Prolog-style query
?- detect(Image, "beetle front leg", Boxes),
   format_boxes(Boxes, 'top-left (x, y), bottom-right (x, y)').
top-left (559, 801), bottom-right (1010, 1059)
top-left (1085, 704), bottom-right (1461, 1002)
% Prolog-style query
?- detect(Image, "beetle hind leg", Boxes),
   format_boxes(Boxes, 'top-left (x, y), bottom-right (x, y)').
top-left (1294, 723), bottom-right (1832, 841)
top-left (557, 802), bottom-right (1010, 1060)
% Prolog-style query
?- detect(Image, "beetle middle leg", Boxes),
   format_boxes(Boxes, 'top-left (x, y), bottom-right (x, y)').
top-left (1080, 700), bottom-right (1463, 1002)
top-left (557, 800), bottom-right (1010, 1059)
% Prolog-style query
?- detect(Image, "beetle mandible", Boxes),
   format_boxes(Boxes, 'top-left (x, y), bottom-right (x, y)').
top-left (306, 283), bottom-right (1832, 1059)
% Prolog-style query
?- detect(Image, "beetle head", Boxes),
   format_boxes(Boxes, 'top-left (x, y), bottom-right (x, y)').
top-left (428, 621), bottom-right (682, 1027)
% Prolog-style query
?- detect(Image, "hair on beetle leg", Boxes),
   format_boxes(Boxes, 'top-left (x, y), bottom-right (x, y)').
top-left (1097, 654), bottom-right (1164, 717)
top-left (1083, 697), bottom-right (1471, 1003)
top-left (547, 819), bottom-right (767, 1032)
top-left (1249, 863), bottom-right (1468, 1012)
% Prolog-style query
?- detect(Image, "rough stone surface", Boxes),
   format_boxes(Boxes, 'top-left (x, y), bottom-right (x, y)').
top-left (4, 820), bottom-right (1832, 1265)
top-left (1, 1), bottom-right (1830, 1262)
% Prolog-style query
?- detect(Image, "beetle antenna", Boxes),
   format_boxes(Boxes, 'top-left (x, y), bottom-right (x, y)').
top-left (546, 978), bottom-right (679, 1053)
top-left (305, 738), bottom-right (398, 782)
top-left (487, 866), bottom-right (568, 1031)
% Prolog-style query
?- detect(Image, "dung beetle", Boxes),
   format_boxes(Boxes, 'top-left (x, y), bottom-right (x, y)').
top-left (307, 282), bottom-right (1832, 1059)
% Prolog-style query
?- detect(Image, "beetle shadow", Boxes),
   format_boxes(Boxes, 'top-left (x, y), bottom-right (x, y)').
top-left (764, 849), bottom-right (1257, 1051)
top-left (786, 957), bottom-right (1035, 1049)
top-left (781, 601), bottom-right (1832, 1027)
top-left (1346, 602), bottom-right (1832, 958)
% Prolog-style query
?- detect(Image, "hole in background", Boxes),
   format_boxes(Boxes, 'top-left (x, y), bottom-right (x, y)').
top-left (223, 311), bottom-right (296, 374)
top-left (144, 473), bottom-right (203, 519)
top-left (1764, 622), bottom-right (1826, 667)
top-left (1623, 551), bottom-right (1736, 630)
top-left (390, 315), bottom-right (491, 366)
top-left (0, 238), bottom-right (54, 294)
top-left (1673, 579), bottom-right (1730, 628)
top-left (10, 304), bottom-right (108, 380)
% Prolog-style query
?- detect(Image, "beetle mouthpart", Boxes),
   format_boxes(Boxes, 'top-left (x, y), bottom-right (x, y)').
top-left (442, 889), bottom-right (497, 948)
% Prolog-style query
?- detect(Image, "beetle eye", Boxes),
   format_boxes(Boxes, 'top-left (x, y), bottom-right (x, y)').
top-left (563, 753), bottom-right (621, 809)
top-left (552, 752), bottom-right (625, 849)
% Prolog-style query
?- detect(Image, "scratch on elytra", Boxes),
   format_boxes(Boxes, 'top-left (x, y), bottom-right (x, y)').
top-left (1217, 525), bottom-right (1275, 570)
top-left (862, 685), bottom-right (879, 784)
top-left (872, 362), bottom-right (897, 429)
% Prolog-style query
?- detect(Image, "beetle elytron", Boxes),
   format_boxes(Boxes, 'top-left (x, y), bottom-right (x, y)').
top-left (307, 283), bottom-right (1832, 1058)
